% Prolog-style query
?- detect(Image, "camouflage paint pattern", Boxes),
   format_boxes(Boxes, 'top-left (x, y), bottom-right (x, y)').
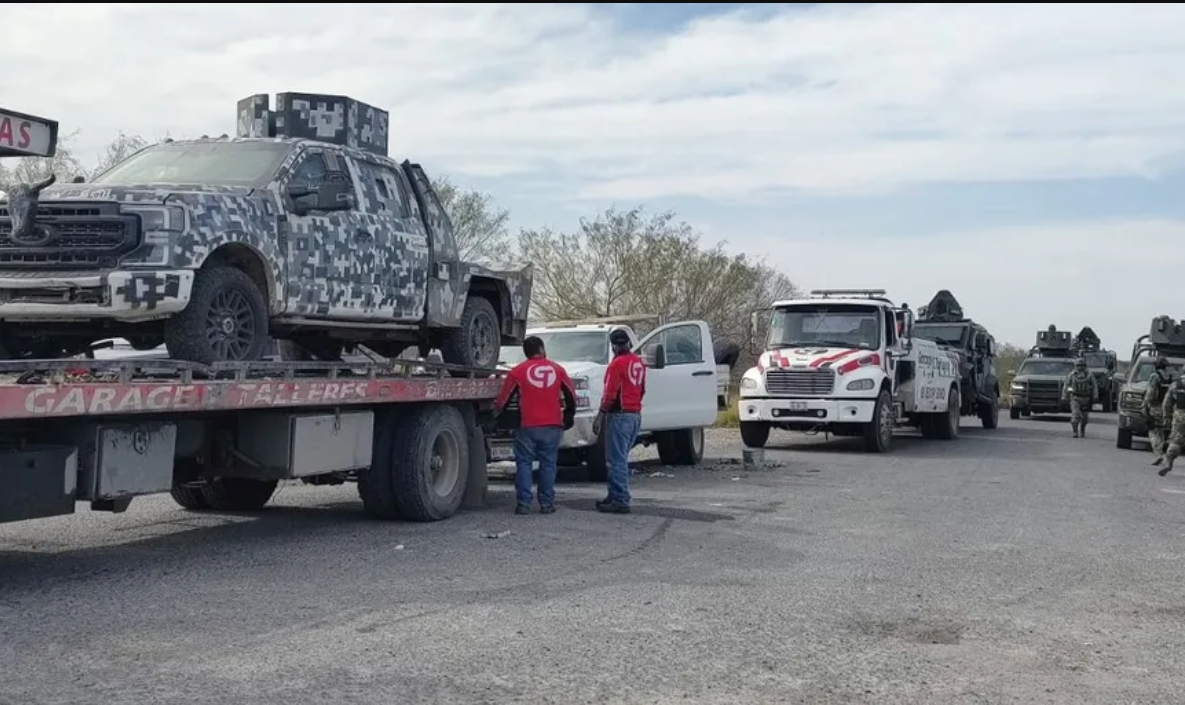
top-left (238, 92), bottom-right (390, 158)
top-left (1070, 395), bottom-right (1091, 427)
top-left (7, 131), bottom-right (532, 337)
top-left (1161, 410), bottom-right (1185, 466)
top-left (1144, 368), bottom-right (1173, 459)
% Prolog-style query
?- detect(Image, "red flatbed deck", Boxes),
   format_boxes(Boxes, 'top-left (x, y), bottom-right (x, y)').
top-left (0, 359), bottom-right (505, 421)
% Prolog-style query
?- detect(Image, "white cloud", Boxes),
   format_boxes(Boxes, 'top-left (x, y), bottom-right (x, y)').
top-left (3, 3), bottom-right (1185, 199)
top-left (752, 217), bottom-right (1181, 351)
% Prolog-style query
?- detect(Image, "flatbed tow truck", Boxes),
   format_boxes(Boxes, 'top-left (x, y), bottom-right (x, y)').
top-left (0, 356), bottom-right (502, 525)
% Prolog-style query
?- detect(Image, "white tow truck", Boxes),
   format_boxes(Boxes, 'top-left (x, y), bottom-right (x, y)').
top-left (493, 316), bottom-right (726, 479)
top-left (737, 289), bottom-right (963, 452)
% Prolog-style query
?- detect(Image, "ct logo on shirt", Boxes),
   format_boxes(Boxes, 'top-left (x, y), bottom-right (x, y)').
top-left (628, 360), bottom-right (646, 387)
top-left (528, 364), bottom-right (558, 389)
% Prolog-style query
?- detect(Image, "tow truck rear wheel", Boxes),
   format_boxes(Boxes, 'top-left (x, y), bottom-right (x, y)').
top-left (200, 478), bottom-right (278, 511)
top-left (933, 387), bottom-right (961, 440)
top-left (165, 266), bottom-right (270, 364)
top-left (383, 405), bottom-right (470, 522)
top-left (657, 427), bottom-right (705, 466)
top-left (440, 296), bottom-right (500, 378)
top-left (739, 421), bottom-right (771, 449)
top-left (862, 389), bottom-right (894, 453)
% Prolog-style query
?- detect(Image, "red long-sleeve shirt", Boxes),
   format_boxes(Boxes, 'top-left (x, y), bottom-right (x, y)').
top-left (495, 357), bottom-right (576, 428)
top-left (601, 352), bottom-right (646, 413)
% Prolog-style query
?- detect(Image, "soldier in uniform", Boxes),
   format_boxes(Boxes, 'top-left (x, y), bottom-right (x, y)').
top-left (1064, 358), bottom-right (1098, 438)
top-left (1144, 356), bottom-right (1173, 466)
top-left (1159, 374), bottom-right (1185, 476)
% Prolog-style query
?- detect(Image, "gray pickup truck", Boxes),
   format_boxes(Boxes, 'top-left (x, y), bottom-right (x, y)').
top-left (0, 92), bottom-right (531, 368)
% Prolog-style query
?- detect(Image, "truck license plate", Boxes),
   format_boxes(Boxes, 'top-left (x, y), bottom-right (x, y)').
top-left (488, 440), bottom-right (515, 462)
top-left (788, 401), bottom-right (808, 411)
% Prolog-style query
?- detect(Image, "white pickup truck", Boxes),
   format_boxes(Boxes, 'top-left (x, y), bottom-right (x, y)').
top-left (492, 318), bottom-right (726, 480)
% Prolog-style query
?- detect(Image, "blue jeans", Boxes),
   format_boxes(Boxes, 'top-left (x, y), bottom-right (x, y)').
top-left (606, 412), bottom-right (641, 505)
top-left (514, 426), bottom-right (564, 507)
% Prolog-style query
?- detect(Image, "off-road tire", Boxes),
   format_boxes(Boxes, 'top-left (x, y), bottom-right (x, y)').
top-left (863, 389), bottom-right (894, 453)
top-left (200, 478), bottom-right (278, 511)
top-left (391, 404), bottom-right (470, 522)
top-left (740, 421), bottom-right (771, 448)
top-left (440, 296), bottom-right (500, 378)
top-left (165, 266), bottom-right (270, 365)
top-left (933, 387), bottom-right (961, 440)
top-left (980, 393), bottom-right (1000, 429)
top-left (170, 484), bottom-right (210, 511)
top-left (1116, 428), bottom-right (1133, 450)
top-left (585, 433), bottom-right (609, 483)
top-left (1009, 406), bottom-right (1021, 420)
top-left (657, 427), bottom-right (705, 466)
top-left (358, 409), bottom-right (403, 520)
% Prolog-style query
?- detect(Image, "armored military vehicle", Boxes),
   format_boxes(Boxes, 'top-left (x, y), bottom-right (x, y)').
top-left (1009, 325), bottom-right (1077, 419)
top-left (0, 93), bottom-right (531, 370)
top-left (1116, 316), bottom-right (1185, 449)
top-left (1069, 326), bottom-right (1119, 412)
top-left (911, 290), bottom-right (999, 429)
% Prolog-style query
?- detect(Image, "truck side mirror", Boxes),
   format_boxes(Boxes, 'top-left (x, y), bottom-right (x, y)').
top-left (651, 344), bottom-right (666, 370)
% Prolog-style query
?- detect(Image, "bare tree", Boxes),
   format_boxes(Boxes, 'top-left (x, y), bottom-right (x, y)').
top-left (91, 132), bottom-right (149, 177)
top-left (431, 176), bottom-right (512, 267)
top-left (517, 205), bottom-right (799, 363)
top-left (0, 130), bottom-right (87, 186)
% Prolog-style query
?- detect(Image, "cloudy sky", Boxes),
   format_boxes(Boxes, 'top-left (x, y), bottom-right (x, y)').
top-left (2, 3), bottom-right (1181, 351)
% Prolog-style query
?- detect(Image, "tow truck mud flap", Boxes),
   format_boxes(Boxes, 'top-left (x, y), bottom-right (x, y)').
top-left (0, 445), bottom-right (78, 524)
top-left (234, 412), bottom-right (375, 479)
top-left (70, 422), bottom-right (178, 509)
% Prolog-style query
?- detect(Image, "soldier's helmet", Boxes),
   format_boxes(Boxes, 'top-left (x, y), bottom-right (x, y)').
top-left (1074, 358), bottom-right (1087, 369)
top-left (1156, 356), bottom-right (1170, 369)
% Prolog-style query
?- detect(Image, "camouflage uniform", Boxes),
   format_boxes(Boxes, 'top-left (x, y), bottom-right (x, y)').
top-left (1144, 357), bottom-right (1173, 466)
top-left (1159, 377), bottom-right (1185, 476)
top-left (1064, 360), bottom-right (1098, 438)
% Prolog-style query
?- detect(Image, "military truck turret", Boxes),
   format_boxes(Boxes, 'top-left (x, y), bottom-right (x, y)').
top-left (912, 290), bottom-right (999, 429)
top-left (1068, 326), bottom-right (1119, 412)
top-left (1009, 325), bottom-right (1075, 419)
top-left (1116, 316), bottom-right (1185, 449)
top-left (0, 93), bottom-right (532, 372)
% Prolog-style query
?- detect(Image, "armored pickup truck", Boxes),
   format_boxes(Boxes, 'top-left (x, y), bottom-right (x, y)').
top-left (0, 93), bottom-right (531, 370)
top-left (912, 289), bottom-right (1000, 429)
top-left (1117, 317), bottom-right (1185, 449)
top-left (1009, 325), bottom-right (1075, 419)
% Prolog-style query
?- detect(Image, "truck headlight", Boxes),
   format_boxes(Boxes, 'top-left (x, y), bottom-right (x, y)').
top-left (740, 378), bottom-right (758, 391)
top-left (845, 378), bottom-right (875, 391)
top-left (122, 205), bottom-right (186, 233)
top-left (1010, 382), bottom-right (1025, 391)
top-left (572, 376), bottom-right (589, 390)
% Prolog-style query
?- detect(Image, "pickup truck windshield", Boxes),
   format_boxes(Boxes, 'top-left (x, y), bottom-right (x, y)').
top-left (767, 305), bottom-right (881, 350)
top-left (90, 141), bottom-right (293, 188)
top-left (498, 331), bottom-right (610, 366)
top-left (1017, 360), bottom-right (1075, 376)
top-left (1130, 360), bottom-right (1185, 383)
top-left (1081, 352), bottom-right (1112, 369)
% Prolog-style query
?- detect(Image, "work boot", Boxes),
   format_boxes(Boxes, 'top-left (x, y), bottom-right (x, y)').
top-left (1072, 426), bottom-right (1079, 438)
top-left (596, 500), bottom-right (631, 514)
top-left (515, 504), bottom-right (530, 515)
top-left (595, 497), bottom-right (612, 510)
top-left (539, 504), bottom-right (556, 515)
top-left (1160, 460), bottom-right (1174, 477)
top-left (1152, 456), bottom-right (1164, 467)
top-left (1080, 425), bottom-right (1087, 438)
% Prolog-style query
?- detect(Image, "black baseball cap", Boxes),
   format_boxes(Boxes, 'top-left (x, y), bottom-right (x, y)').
top-left (609, 329), bottom-right (632, 347)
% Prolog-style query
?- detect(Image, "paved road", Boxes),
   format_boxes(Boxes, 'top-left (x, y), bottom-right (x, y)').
top-left (2, 412), bottom-right (1183, 704)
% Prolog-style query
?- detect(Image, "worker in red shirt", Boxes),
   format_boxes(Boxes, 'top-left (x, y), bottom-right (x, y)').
top-left (593, 328), bottom-right (646, 514)
top-left (495, 336), bottom-right (577, 515)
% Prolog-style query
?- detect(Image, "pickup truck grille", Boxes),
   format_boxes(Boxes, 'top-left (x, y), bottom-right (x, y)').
top-left (765, 368), bottom-right (835, 396)
top-left (0, 202), bottom-right (140, 268)
top-left (1027, 380), bottom-right (1062, 405)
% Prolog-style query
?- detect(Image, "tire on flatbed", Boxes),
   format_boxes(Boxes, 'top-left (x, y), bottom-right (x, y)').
top-left (165, 265), bottom-right (270, 364)
top-left (200, 478), bottom-right (278, 511)
top-left (657, 427), bottom-right (705, 466)
top-left (440, 296), bottom-right (500, 378)
top-left (388, 404), bottom-right (471, 522)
